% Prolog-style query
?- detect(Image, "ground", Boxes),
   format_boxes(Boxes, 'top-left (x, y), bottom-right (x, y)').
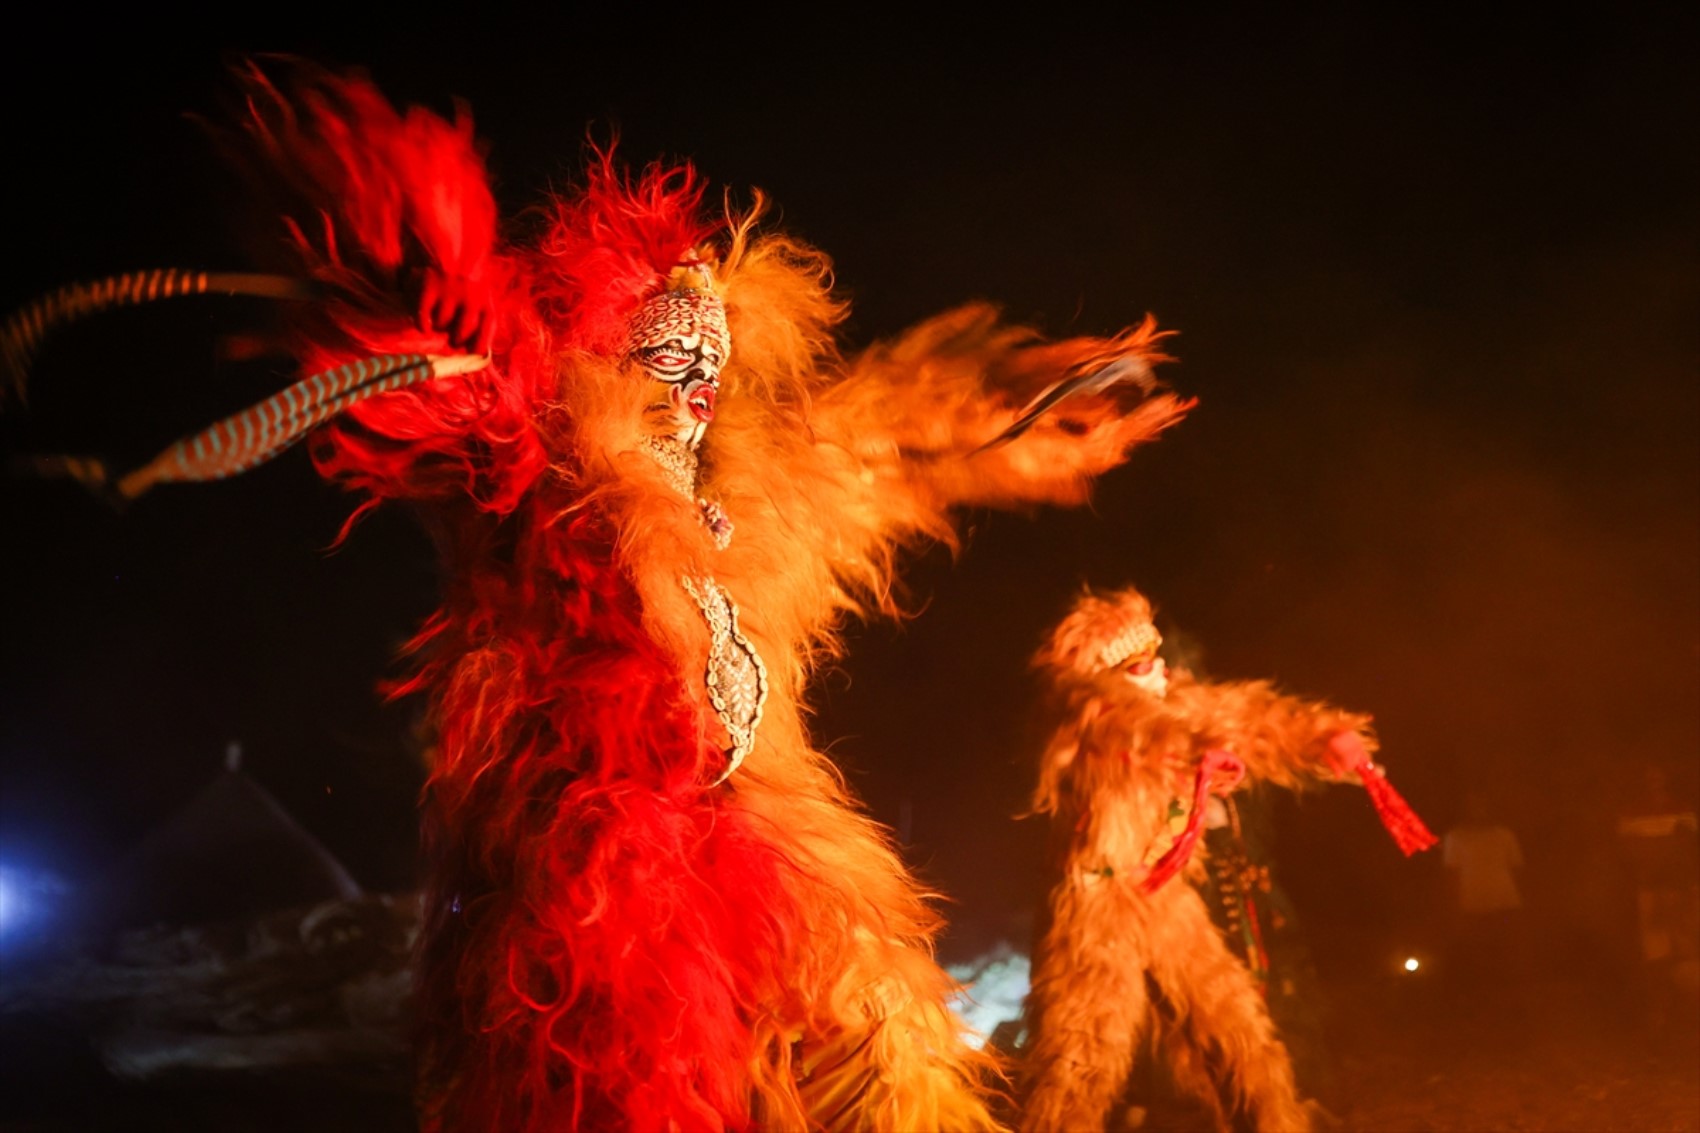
top-left (0, 970), bottom-right (1694, 1131)
top-left (1323, 973), bottom-right (1698, 1133)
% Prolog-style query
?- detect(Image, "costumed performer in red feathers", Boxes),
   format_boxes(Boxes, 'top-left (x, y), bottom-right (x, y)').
top-left (1018, 585), bottom-right (1434, 1133)
top-left (2, 62), bottom-right (1193, 1130)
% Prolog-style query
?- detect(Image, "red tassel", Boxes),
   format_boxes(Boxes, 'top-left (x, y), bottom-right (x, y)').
top-left (1141, 748), bottom-right (1245, 893)
top-left (1360, 766), bottom-right (1438, 856)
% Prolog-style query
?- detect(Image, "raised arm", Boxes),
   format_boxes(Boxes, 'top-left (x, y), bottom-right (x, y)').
top-left (227, 61), bottom-right (548, 511)
top-left (695, 272), bottom-right (1191, 657)
top-left (814, 303), bottom-right (1191, 515)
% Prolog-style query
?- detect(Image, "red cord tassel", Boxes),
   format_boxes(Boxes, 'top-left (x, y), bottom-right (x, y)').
top-left (1360, 766), bottom-right (1437, 856)
top-left (1141, 748), bottom-right (1245, 893)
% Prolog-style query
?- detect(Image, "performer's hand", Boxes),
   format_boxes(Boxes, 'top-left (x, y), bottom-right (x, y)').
top-left (411, 267), bottom-right (496, 355)
top-left (1325, 729), bottom-right (1375, 779)
top-left (1200, 747), bottom-right (1246, 795)
top-left (1328, 727), bottom-right (1435, 853)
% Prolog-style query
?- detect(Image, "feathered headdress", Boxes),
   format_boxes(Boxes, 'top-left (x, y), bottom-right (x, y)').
top-left (0, 61), bottom-right (731, 513)
top-left (529, 151), bottom-right (723, 357)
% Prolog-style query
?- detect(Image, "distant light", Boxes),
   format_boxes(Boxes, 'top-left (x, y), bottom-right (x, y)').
top-left (0, 863), bottom-right (72, 947)
top-left (947, 943), bottom-right (1031, 1050)
top-left (0, 871), bottom-right (20, 934)
top-left (1403, 957), bottom-right (1420, 972)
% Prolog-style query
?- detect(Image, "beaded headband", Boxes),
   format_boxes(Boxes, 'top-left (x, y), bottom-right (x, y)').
top-left (623, 264), bottom-right (730, 362)
top-left (1097, 619), bottom-right (1162, 672)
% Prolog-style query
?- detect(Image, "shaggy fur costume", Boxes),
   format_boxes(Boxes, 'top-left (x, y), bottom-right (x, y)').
top-left (216, 64), bottom-right (1191, 1131)
top-left (1020, 587), bottom-right (1380, 1133)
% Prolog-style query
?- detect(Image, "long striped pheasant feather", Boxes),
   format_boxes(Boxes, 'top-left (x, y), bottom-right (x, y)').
top-left (1, 269), bottom-right (316, 401)
top-left (15, 352), bottom-right (487, 501)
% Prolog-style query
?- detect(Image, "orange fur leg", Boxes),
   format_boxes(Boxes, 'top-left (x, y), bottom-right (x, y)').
top-left (1020, 880), bottom-right (1156, 1131)
top-left (1147, 889), bottom-right (1311, 1133)
top-left (795, 935), bottom-right (1007, 1132)
top-left (1151, 1020), bottom-right (1233, 1132)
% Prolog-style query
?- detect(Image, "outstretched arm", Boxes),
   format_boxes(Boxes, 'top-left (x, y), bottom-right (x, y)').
top-left (814, 303), bottom-right (1191, 516)
top-left (1174, 674), bottom-right (1437, 855)
top-left (701, 302), bottom-right (1191, 655)
top-left (1167, 675), bottom-right (1375, 791)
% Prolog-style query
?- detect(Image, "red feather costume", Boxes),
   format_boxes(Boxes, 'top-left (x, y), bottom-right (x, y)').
top-left (1019, 586), bottom-right (1431, 1133)
top-left (13, 63), bottom-right (1196, 1131)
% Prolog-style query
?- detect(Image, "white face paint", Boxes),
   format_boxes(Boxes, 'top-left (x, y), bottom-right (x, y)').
top-left (625, 283), bottom-right (732, 450)
top-left (1123, 655), bottom-right (1169, 699)
top-left (634, 331), bottom-right (726, 448)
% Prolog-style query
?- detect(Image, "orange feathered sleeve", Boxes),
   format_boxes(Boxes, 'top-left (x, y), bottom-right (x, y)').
top-left (817, 304), bottom-right (1191, 514)
top-left (702, 294), bottom-right (1191, 661)
top-left (1165, 671), bottom-right (1376, 790)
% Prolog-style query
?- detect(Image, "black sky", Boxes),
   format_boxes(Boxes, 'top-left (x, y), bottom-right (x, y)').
top-left (2, 9), bottom-right (1695, 963)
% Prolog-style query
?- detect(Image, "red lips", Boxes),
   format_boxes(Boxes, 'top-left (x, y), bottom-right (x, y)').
top-left (685, 381), bottom-right (717, 423)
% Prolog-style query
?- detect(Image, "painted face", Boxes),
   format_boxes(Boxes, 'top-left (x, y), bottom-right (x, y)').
top-left (1123, 653), bottom-right (1170, 699)
top-left (626, 286), bottom-right (731, 449)
top-left (1098, 619), bottom-right (1168, 698)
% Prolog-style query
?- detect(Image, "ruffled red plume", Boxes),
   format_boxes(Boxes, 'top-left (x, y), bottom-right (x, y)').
top-left (234, 59), bottom-right (502, 298)
top-left (227, 59), bottom-right (544, 514)
top-left (528, 150), bottom-right (721, 355)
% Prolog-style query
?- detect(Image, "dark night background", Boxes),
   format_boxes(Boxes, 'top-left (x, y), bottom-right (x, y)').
top-left (1, 7), bottom-right (1694, 979)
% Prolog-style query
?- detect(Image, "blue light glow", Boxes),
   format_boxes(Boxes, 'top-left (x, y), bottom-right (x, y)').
top-left (0, 863), bottom-right (71, 949)
top-left (0, 868), bottom-right (27, 936)
top-left (946, 942), bottom-right (1031, 1050)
